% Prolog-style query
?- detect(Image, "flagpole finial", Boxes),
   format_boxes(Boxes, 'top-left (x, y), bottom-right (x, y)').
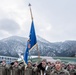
top-left (28, 3), bottom-right (31, 6)
top-left (28, 3), bottom-right (33, 21)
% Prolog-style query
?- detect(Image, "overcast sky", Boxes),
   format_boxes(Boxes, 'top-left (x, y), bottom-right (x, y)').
top-left (0, 0), bottom-right (76, 42)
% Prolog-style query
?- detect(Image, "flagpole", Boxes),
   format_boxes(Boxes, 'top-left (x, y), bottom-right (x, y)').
top-left (29, 3), bottom-right (33, 21)
top-left (37, 44), bottom-right (40, 58)
top-left (28, 3), bottom-right (40, 58)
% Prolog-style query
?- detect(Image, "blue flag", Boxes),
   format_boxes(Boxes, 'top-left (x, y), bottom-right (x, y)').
top-left (24, 21), bottom-right (37, 64)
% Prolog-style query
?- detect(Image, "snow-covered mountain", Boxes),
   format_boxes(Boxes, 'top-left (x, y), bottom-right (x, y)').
top-left (0, 36), bottom-right (76, 57)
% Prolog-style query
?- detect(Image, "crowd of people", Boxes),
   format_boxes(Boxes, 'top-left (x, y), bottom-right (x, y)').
top-left (0, 59), bottom-right (76, 75)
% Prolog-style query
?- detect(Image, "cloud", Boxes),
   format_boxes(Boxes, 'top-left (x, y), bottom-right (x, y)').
top-left (0, 0), bottom-right (76, 42)
top-left (0, 30), bottom-right (10, 39)
top-left (0, 19), bottom-right (20, 34)
top-left (0, 0), bottom-right (29, 25)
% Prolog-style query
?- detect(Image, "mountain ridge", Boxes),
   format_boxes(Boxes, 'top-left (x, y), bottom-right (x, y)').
top-left (0, 36), bottom-right (76, 57)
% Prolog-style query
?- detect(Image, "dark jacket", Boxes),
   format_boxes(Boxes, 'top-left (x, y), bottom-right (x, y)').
top-left (12, 66), bottom-right (21, 75)
top-left (0, 64), bottom-right (8, 75)
top-left (24, 66), bottom-right (33, 75)
top-left (51, 68), bottom-right (70, 75)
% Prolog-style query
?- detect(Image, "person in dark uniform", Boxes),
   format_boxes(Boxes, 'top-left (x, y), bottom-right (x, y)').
top-left (46, 61), bottom-right (53, 75)
top-left (12, 61), bottom-right (21, 75)
top-left (0, 60), bottom-right (8, 75)
top-left (24, 60), bottom-right (33, 75)
top-left (67, 63), bottom-right (76, 75)
top-left (33, 59), bottom-right (51, 75)
top-left (19, 62), bottom-right (25, 75)
top-left (51, 59), bottom-right (70, 75)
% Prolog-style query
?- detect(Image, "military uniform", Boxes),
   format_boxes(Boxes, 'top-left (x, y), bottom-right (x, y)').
top-left (74, 69), bottom-right (76, 75)
top-left (24, 66), bottom-right (33, 75)
top-left (33, 66), bottom-right (38, 75)
top-left (68, 69), bottom-right (76, 75)
top-left (46, 66), bottom-right (52, 75)
top-left (33, 65), bottom-right (51, 75)
top-left (67, 64), bottom-right (76, 75)
top-left (35, 62), bottom-right (44, 75)
top-left (0, 64), bottom-right (8, 75)
top-left (12, 65), bottom-right (21, 75)
top-left (51, 68), bottom-right (70, 75)
top-left (6, 64), bottom-right (11, 75)
top-left (19, 63), bottom-right (25, 75)
top-left (34, 67), bottom-right (45, 75)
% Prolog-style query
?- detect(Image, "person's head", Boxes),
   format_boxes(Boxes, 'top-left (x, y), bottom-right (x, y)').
top-left (34, 62), bottom-right (38, 67)
top-left (14, 61), bottom-right (18, 67)
top-left (62, 62), bottom-right (66, 68)
top-left (55, 59), bottom-right (62, 71)
top-left (47, 61), bottom-right (51, 66)
top-left (41, 59), bottom-right (47, 68)
top-left (51, 62), bottom-right (55, 67)
top-left (27, 60), bottom-right (32, 67)
top-left (2, 60), bottom-right (6, 66)
top-left (68, 64), bottom-right (74, 70)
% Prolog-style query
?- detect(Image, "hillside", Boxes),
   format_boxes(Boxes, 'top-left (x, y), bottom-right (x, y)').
top-left (0, 36), bottom-right (76, 57)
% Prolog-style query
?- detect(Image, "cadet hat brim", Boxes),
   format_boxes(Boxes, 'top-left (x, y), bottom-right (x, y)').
top-left (55, 59), bottom-right (61, 63)
top-left (28, 60), bottom-right (32, 64)
top-left (41, 59), bottom-right (47, 62)
top-left (14, 60), bottom-right (18, 63)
